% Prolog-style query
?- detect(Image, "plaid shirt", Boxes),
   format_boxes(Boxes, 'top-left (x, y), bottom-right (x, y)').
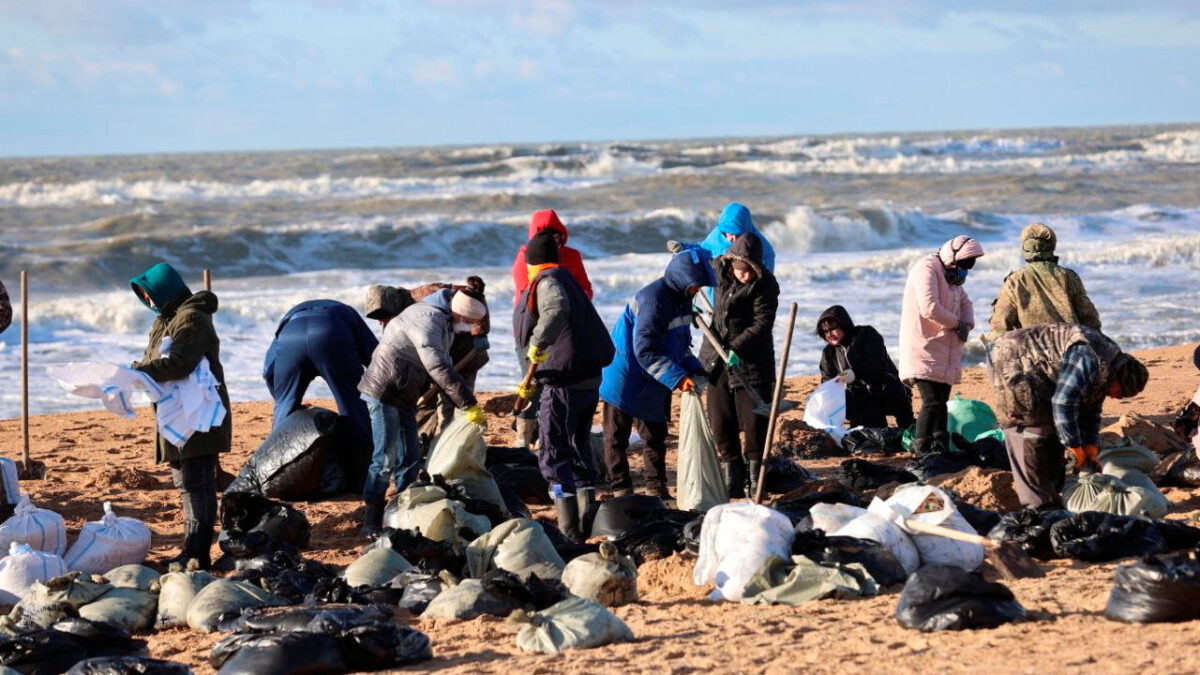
top-left (1051, 343), bottom-right (1103, 448)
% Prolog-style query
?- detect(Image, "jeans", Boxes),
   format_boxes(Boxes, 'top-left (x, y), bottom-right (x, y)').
top-left (362, 395), bottom-right (420, 502)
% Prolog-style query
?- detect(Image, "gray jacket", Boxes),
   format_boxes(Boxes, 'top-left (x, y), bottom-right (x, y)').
top-left (358, 300), bottom-right (477, 410)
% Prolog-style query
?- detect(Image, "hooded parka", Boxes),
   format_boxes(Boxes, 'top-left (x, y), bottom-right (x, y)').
top-left (511, 210), bottom-right (594, 305)
top-left (698, 232), bottom-right (778, 391)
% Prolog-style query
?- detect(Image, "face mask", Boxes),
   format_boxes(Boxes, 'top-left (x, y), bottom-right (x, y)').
top-left (945, 267), bottom-right (969, 286)
top-left (453, 321), bottom-right (474, 334)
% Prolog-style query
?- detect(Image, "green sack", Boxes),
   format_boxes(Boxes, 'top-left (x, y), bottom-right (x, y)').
top-left (1102, 465), bottom-right (1170, 519)
top-left (78, 587), bottom-right (157, 633)
top-left (513, 596), bottom-right (634, 654)
top-left (740, 555), bottom-right (877, 607)
top-left (946, 395), bottom-right (1000, 450)
top-left (465, 518), bottom-right (565, 581)
top-left (1063, 472), bottom-right (1154, 517)
top-left (1099, 438), bottom-right (1161, 474)
top-left (343, 548), bottom-right (413, 588)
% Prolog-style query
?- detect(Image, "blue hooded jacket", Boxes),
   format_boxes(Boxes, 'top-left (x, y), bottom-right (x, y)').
top-left (599, 248), bottom-right (716, 422)
top-left (697, 202), bottom-right (776, 273)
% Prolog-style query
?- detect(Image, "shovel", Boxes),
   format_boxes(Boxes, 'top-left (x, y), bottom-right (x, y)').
top-left (692, 296), bottom-right (795, 416)
top-left (901, 518), bottom-right (1044, 580)
top-left (416, 349), bottom-right (478, 409)
top-left (511, 361), bottom-right (539, 415)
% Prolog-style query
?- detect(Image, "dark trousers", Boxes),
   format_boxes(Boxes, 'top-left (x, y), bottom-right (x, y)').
top-left (537, 385), bottom-right (599, 493)
top-left (268, 314), bottom-right (371, 451)
top-left (847, 375), bottom-right (915, 428)
top-left (1004, 425), bottom-right (1066, 509)
top-left (603, 403), bottom-right (669, 491)
top-left (706, 369), bottom-right (769, 462)
top-left (169, 454), bottom-right (218, 528)
top-left (913, 379), bottom-right (952, 455)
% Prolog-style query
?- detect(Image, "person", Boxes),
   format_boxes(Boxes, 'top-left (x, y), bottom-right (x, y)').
top-left (898, 235), bottom-right (984, 457)
top-left (130, 262), bottom-right (231, 569)
top-left (816, 305), bottom-right (914, 429)
top-left (1171, 345), bottom-right (1200, 457)
top-left (513, 231), bottom-right (615, 539)
top-left (988, 223), bottom-right (1101, 340)
top-left (988, 323), bottom-right (1149, 508)
top-left (0, 277), bottom-right (10, 335)
top-left (699, 232), bottom-right (778, 499)
top-left (364, 284), bottom-right (414, 326)
top-left (669, 202), bottom-right (777, 272)
top-left (356, 286), bottom-right (488, 536)
top-left (262, 300), bottom-right (379, 488)
top-left (599, 247), bottom-right (715, 498)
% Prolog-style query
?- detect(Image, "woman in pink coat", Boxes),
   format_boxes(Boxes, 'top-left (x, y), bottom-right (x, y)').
top-left (898, 235), bottom-right (985, 456)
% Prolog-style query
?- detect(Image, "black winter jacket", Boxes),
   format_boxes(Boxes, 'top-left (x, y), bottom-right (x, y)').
top-left (816, 305), bottom-right (899, 396)
top-left (698, 233), bottom-right (779, 390)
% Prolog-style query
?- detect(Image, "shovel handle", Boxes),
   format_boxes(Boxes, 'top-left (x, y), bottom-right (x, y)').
top-left (512, 361), bottom-right (538, 415)
top-left (691, 300), bottom-right (771, 411)
top-left (418, 349), bottom-right (478, 407)
top-left (902, 518), bottom-right (995, 548)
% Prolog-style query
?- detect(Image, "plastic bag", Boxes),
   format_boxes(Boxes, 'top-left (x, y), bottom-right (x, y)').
top-left (895, 564), bottom-right (1025, 631)
top-left (339, 623), bottom-right (432, 671)
top-left (373, 528), bottom-right (463, 574)
top-left (225, 407), bottom-right (351, 500)
top-left (841, 427), bottom-right (903, 456)
top-left (154, 563), bottom-right (215, 630)
top-left (791, 530), bottom-right (908, 587)
top-left (1105, 552), bottom-right (1200, 623)
top-left (0, 495), bottom-right (67, 557)
top-left (945, 394), bottom-right (999, 451)
top-left (675, 391), bottom-right (727, 512)
top-left (0, 542), bottom-right (69, 604)
top-left (64, 656), bottom-right (192, 675)
top-left (219, 492), bottom-right (310, 549)
top-left (422, 578), bottom-right (521, 620)
top-left (762, 458), bottom-right (814, 495)
top-left (221, 604), bottom-right (391, 634)
top-left (186, 579), bottom-right (286, 633)
top-left (877, 485), bottom-right (985, 571)
top-left (0, 629), bottom-right (91, 675)
top-left (513, 596), bottom-right (634, 654)
top-left (465, 518), bottom-right (565, 580)
top-left (907, 452), bottom-right (975, 480)
top-left (589, 495), bottom-right (668, 540)
top-left (987, 509), bottom-right (1072, 560)
top-left (393, 571), bottom-right (445, 615)
top-left (77, 587), bottom-right (157, 633)
top-left (342, 548), bottom-right (412, 588)
top-left (426, 415), bottom-right (508, 515)
top-left (770, 488), bottom-right (862, 527)
top-left (808, 503), bottom-right (868, 535)
top-left (838, 459), bottom-right (918, 491)
top-left (832, 512), bottom-right (921, 576)
top-left (1049, 512), bottom-right (1165, 562)
top-left (802, 379), bottom-right (847, 440)
top-left (64, 503), bottom-right (152, 576)
top-left (382, 484), bottom-right (491, 551)
top-left (488, 463), bottom-right (549, 508)
top-left (693, 502), bottom-right (795, 602)
top-left (1063, 472), bottom-right (1155, 517)
top-left (210, 631), bottom-right (344, 675)
top-left (561, 542), bottom-right (638, 607)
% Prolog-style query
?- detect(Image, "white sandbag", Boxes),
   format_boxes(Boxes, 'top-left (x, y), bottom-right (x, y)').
top-left (465, 518), bottom-right (565, 580)
top-left (1063, 472), bottom-right (1154, 517)
top-left (343, 548), bottom-right (413, 588)
top-left (693, 502), bottom-right (794, 602)
top-left (513, 596), bottom-right (634, 654)
top-left (0, 459), bottom-right (18, 509)
top-left (675, 391), bottom-right (727, 512)
top-left (77, 587), bottom-right (157, 633)
top-left (1103, 466), bottom-right (1170, 519)
top-left (0, 543), bottom-right (69, 604)
top-left (383, 485), bottom-right (492, 551)
top-left (803, 378), bottom-right (847, 441)
top-left (0, 494), bottom-right (67, 556)
top-left (876, 484), bottom-right (984, 571)
top-left (153, 563), bottom-right (215, 630)
top-left (63, 502), bottom-right (152, 575)
top-left (102, 564), bottom-right (159, 591)
top-left (426, 415), bottom-right (507, 514)
top-left (1099, 438), bottom-right (1160, 473)
top-left (809, 503), bottom-right (868, 534)
top-left (833, 512), bottom-right (921, 576)
top-left (561, 542), bottom-right (638, 607)
top-left (186, 579), bottom-right (286, 633)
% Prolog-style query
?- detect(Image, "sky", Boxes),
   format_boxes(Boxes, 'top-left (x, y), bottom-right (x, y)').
top-left (0, 0), bottom-right (1198, 157)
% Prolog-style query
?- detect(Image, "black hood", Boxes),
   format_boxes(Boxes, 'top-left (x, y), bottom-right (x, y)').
top-left (815, 305), bottom-right (856, 338)
top-left (719, 231), bottom-right (767, 278)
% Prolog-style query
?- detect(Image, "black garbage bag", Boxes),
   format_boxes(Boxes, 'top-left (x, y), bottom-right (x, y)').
top-left (1160, 450), bottom-right (1200, 488)
top-left (907, 452), bottom-right (975, 480)
top-left (988, 509), bottom-right (1072, 560)
top-left (65, 657), bottom-right (192, 675)
top-left (1156, 518), bottom-right (1200, 551)
top-left (377, 528), bottom-right (464, 574)
top-left (220, 492), bottom-right (311, 548)
top-left (612, 510), bottom-right (695, 565)
top-left (1105, 552), bottom-right (1200, 623)
top-left (951, 499), bottom-right (1002, 536)
top-left (1050, 512), bottom-right (1166, 562)
top-left (838, 459), bottom-right (918, 491)
top-left (0, 630), bottom-right (91, 675)
top-left (590, 495), bottom-right (668, 539)
top-left (792, 530), bottom-right (908, 587)
top-left (340, 623), bottom-right (432, 671)
top-left (431, 475), bottom-right (508, 526)
top-left (762, 457), bottom-right (815, 495)
top-left (305, 577), bottom-right (373, 606)
top-left (391, 571), bottom-right (445, 615)
top-left (841, 427), bottom-right (903, 456)
top-left (211, 631), bottom-right (346, 675)
top-left (221, 604), bottom-right (391, 634)
top-left (970, 436), bottom-right (1011, 471)
top-left (769, 489), bottom-right (863, 526)
top-left (225, 407), bottom-right (353, 500)
top-left (481, 569), bottom-right (568, 611)
top-left (50, 618), bottom-right (146, 657)
top-left (536, 520), bottom-right (599, 563)
top-left (218, 531), bottom-right (300, 562)
top-left (895, 564), bottom-right (1026, 632)
top-left (488, 463), bottom-right (550, 507)
top-left (495, 479), bottom-right (533, 520)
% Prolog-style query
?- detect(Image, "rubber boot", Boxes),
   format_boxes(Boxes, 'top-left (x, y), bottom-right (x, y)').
top-left (721, 459), bottom-right (747, 499)
top-left (169, 521), bottom-right (213, 571)
top-left (747, 460), bottom-right (762, 500)
top-left (360, 499), bottom-right (385, 539)
top-left (576, 487), bottom-right (597, 539)
top-left (515, 417), bottom-right (538, 450)
top-left (555, 495), bottom-right (582, 543)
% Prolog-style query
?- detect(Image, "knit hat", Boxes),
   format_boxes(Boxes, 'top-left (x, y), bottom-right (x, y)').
top-left (451, 290), bottom-right (488, 321)
top-left (1021, 223), bottom-right (1058, 262)
top-left (365, 285), bottom-right (410, 320)
top-left (938, 235), bottom-right (985, 268)
top-left (1109, 353), bottom-right (1149, 397)
top-left (525, 231), bottom-right (560, 265)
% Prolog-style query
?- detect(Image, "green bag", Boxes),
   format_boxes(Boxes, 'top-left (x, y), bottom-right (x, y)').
top-left (947, 394), bottom-right (1000, 450)
top-left (740, 555), bottom-right (877, 607)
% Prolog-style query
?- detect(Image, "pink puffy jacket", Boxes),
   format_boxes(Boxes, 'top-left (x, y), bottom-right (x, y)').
top-left (898, 237), bottom-right (984, 386)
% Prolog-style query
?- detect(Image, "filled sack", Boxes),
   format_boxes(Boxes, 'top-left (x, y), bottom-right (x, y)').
top-left (65, 656), bottom-right (192, 675)
top-left (0, 542), bottom-right (69, 604)
top-left (1049, 512), bottom-right (1166, 562)
top-left (987, 509), bottom-right (1072, 560)
top-left (465, 519), bottom-right (565, 581)
top-left (809, 503), bottom-right (868, 535)
top-left (154, 562), bottom-right (216, 630)
top-left (64, 503), bottom-right (152, 576)
top-left (219, 492), bottom-right (310, 549)
top-left (77, 587), bottom-right (157, 634)
top-left (342, 548), bottom-right (412, 588)
top-left (382, 485), bottom-right (491, 551)
top-left (0, 494), bottom-right (67, 556)
top-left (877, 484), bottom-right (984, 571)
top-left (561, 542), bottom-right (638, 607)
top-left (225, 407), bottom-right (352, 500)
top-left (512, 596), bottom-right (634, 654)
top-left (740, 554), bottom-right (877, 606)
top-left (186, 579), bottom-right (286, 633)
top-left (2, 573), bottom-right (112, 632)
top-left (895, 564), bottom-right (1025, 631)
top-left (790, 530), bottom-right (909, 587)
top-left (945, 395), bottom-right (999, 452)
top-left (675, 391), bottom-right (727, 512)
top-left (1105, 551), bottom-right (1200, 623)
top-left (1063, 472), bottom-right (1157, 518)
top-left (832, 512), bottom-right (921, 576)
top-left (693, 502), bottom-right (794, 602)
top-left (426, 415), bottom-right (508, 515)
top-left (422, 578), bottom-right (522, 621)
top-left (103, 565), bottom-right (159, 591)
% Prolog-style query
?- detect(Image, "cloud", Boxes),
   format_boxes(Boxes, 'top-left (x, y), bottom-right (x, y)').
top-left (509, 0), bottom-right (575, 35)
top-left (410, 57), bottom-right (457, 84)
top-left (0, 0), bottom-right (253, 44)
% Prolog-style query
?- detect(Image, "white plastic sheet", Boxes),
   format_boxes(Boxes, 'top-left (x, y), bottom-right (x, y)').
top-left (803, 378), bottom-right (847, 441)
top-left (676, 391), bottom-right (727, 512)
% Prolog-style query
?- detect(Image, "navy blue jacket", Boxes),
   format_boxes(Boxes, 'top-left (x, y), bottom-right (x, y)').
top-left (514, 267), bottom-right (614, 387)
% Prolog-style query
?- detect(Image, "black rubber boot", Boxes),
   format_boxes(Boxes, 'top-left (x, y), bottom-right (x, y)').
top-left (576, 487), bottom-right (597, 539)
top-left (747, 460), bottom-right (762, 500)
top-left (721, 459), bottom-right (748, 499)
top-left (555, 495), bottom-right (582, 543)
top-left (360, 499), bottom-right (385, 539)
top-left (170, 521), bottom-right (213, 571)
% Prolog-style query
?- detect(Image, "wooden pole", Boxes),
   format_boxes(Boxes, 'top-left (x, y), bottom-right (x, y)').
top-left (753, 302), bottom-right (797, 504)
top-left (203, 269), bottom-right (211, 291)
top-left (20, 270), bottom-right (29, 468)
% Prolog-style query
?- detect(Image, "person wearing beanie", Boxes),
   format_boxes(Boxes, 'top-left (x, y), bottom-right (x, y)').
top-left (356, 280), bottom-right (487, 537)
top-left (130, 262), bottom-right (231, 569)
top-left (898, 235), bottom-right (984, 457)
top-left (364, 285), bottom-right (414, 325)
top-left (512, 209), bottom-right (593, 306)
top-left (988, 323), bottom-right (1148, 509)
top-left (988, 223), bottom-right (1100, 340)
top-left (600, 247), bottom-right (716, 499)
top-left (514, 231), bottom-right (615, 540)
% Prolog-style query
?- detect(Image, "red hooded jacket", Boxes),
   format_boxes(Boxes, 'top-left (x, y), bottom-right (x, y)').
top-left (511, 209), bottom-right (594, 305)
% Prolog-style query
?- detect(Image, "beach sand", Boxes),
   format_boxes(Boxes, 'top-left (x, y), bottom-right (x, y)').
top-left (1, 343), bottom-right (1198, 674)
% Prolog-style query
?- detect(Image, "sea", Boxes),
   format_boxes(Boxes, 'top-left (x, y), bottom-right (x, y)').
top-left (2, 124), bottom-right (1199, 420)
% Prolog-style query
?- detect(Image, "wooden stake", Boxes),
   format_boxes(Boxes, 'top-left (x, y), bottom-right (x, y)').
top-left (203, 269), bottom-right (211, 291)
top-left (753, 302), bottom-right (797, 504)
top-left (20, 270), bottom-right (28, 468)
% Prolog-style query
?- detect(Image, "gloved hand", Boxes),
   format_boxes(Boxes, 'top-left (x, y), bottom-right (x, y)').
top-left (726, 351), bottom-right (741, 368)
top-left (516, 382), bottom-right (537, 400)
top-left (463, 405), bottom-right (486, 427)
top-left (955, 321), bottom-right (971, 342)
top-left (526, 344), bottom-right (549, 364)
top-left (838, 368), bottom-right (856, 385)
top-left (677, 376), bottom-right (698, 393)
top-left (1068, 445), bottom-right (1100, 473)
top-left (667, 240), bottom-right (685, 254)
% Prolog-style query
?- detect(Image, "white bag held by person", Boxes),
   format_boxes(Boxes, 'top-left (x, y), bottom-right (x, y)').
top-left (872, 484), bottom-right (984, 571)
top-left (63, 502), bottom-right (152, 575)
top-left (833, 511), bottom-right (921, 576)
top-left (0, 542), bottom-right (69, 604)
top-left (803, 379), bottom-right (847, 441)
top-left (676, 391), bottom-right (728, 512)
top-left (0, 495), bottom-right (67, 556)
top-left (694, 502), bottom-right (794, 602)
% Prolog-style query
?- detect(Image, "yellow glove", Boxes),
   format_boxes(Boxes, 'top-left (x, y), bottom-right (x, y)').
top-left (463, 405), bottom-right (486, 427)
top-left (516, 383), bottom-right (537, 400)
top-left (527, 344), bottom-right (549, 364)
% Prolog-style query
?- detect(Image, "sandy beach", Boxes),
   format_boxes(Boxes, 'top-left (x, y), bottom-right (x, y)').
top-left (1, 342), bottom-right (1198, 674)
